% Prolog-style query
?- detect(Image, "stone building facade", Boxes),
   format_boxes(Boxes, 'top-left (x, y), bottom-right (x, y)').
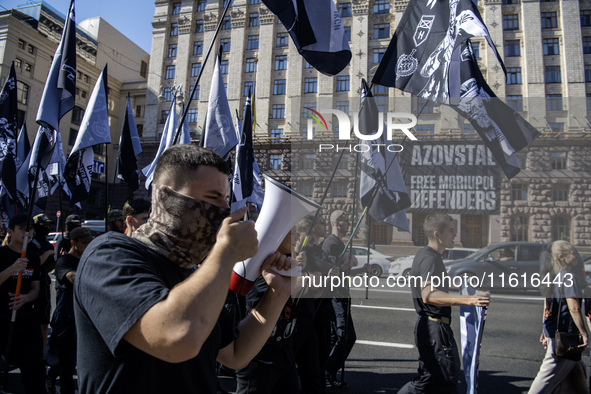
top-left (0, 2), bottom-right (149, 221)
top-left (141, 0), bottom-right (591, 248)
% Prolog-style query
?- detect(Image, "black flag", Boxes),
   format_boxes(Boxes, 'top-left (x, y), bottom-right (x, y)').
top-left (232, 97), bottom-right (254, 205)
top-left (262, 0), bottom-right (351, 76)
top-left (372, 0), bottom-right (539, 178)
top-left (0, 62), bottom-right (18, 201)
top-left (117, 95), bottom-right (142, 191)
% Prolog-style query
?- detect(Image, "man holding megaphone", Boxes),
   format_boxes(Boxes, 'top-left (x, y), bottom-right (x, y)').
top-left (74, 145), bottom-right (294, 393)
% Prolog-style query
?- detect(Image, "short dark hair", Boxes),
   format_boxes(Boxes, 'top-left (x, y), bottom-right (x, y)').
top-left (153, 145), bottom-right (230, 188)
top-left (423, 212), bottom-right (453, 241)
top-left (123, 198), bottom-right (151, 218)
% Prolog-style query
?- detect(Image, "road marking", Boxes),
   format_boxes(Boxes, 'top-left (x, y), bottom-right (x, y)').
top-left (352, 305), bottom-right (415, 312)
top-left (357, 340), bottom-right (414, 349)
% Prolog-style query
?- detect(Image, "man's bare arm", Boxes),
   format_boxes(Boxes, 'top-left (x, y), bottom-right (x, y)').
top-left (421, 283), bottom-right (490, 308)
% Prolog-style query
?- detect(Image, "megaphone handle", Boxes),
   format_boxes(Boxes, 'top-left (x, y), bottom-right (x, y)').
top-left (270, 266), bottom-right (302, 278)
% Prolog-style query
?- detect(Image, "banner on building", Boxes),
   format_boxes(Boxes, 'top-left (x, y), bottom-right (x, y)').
top-left (400, 141), bottom-right (501, 214)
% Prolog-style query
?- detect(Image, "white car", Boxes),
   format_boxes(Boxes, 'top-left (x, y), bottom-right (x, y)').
top-left (350, 246), bottom-right (396, 277)
top-left (388, 248), bottom-right (478, 278)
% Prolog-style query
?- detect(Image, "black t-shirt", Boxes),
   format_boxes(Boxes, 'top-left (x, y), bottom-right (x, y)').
top-left (74, 232), bottom-right (238, 394)
top-left (543, 269), bottom-right (581, 338)
top-left (410, 246), bottom-right (451, 319)
top-left (321, 234), bottom-right (345, 265)
top-left (304, 244), bottom-right (332, 276)
top-left (0, 245), bottom-right (41, 322)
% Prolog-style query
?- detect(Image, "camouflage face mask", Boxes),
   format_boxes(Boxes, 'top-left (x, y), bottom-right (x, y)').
top-left (132, 184), bottom-right (230, 269)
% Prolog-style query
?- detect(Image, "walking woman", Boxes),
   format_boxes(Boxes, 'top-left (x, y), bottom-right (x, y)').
top-left (529, 241), bottom-right (588, 393)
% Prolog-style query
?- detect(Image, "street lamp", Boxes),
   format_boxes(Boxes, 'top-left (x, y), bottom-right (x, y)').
top-left (158, 84), bottom-right (184, 105)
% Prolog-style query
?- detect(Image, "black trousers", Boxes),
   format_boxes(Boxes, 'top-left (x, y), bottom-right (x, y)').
top-left (398, 316), bottom-right (461, 394)
top-left (0, 317), bottom-right (46, 394)
top-left (326, 298), bottom-right (356, 376)
top-left (235, 356), bottom-right (299, 394)
top-left (293, 309), bottom-right (325, 394)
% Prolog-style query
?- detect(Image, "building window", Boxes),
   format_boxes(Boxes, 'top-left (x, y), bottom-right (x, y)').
top-left (338, 3), bottom-right (352, 18)
top-left (552, 216), bottom-right (571, 242)
top-left (81, 90), bottom-right (87, 99)
top-left (305, 61), bottom-right (314, 69)
top-left (516, 152), bottom-right (527, 169)
top-left (586, 65), bottom-right (591, 82)
top-left (165, 65), bottom-right (175, 80)
top-left (269, 154), bottom-right (282, 170)
top-left (25, 62), bottom-right (32, 72)
top-left (417, 97), bottom-right (437, 114)
top-left (163, 88), bottom-right (173, 102)
top-left (504, 40), bottom-right (520, 57)
top-left (507, 95), bottom-right (523, 112)
top-left (304, 78), bottom-right (317, 93)
top-left (299, 181), bottom-right (314, 197)
top-left (274, 79), bottom-right (286, 95)
top-left (416, 124), bottom-right (435, 139)
top-left (502, 0), bottom-right (518, 4)
top-left (541, 12), bottom-right (558, 29)
top-left (510, 216), bottom-right (529, 242)
top-left (336, 101), bottom-right (349, 115)
top-left (68, 128), bottom-right (78, 146)
top-left (245, 58), bottom-right (257, 73)
top-left (301, 154), bottom-right (315, 170)
top-left (373, 84), bottom-right (388, 96)
top-left (160, 110), bottom-right (170, 123)
top-left (193, 41), bottom-right (203, 55)
top-left (172, 2), bottom-right (181, 14)
top-left (503, 14), bottom-right (519, 31)
top-left (336, 76), bottom-right (350, 92)
top-left (582, 10), bottom-right (591, 27)
top-left (373, 23), bottom-right (390, 39)
top-left (16, 82), bottom-right (29, 105)
top-left (171, 23), bottom-right (178, 36)
top-left (221, 39), bottom-right (231, 52)
top-left (168, 44), bottom-right (178, 58)
top-left (373, 0), bottom-right (390, 15)
top-left (272, 104), bottom-right (285, 119)
top-left (271, 128), bottom-right (283, 142)
top-left (543, 38), bottom-right (559, 55)
top-left (344, 26), bottom-right (351, 41)
top-left (584, 37), bottom-right (591, 54)
top-left (275, 55), bottom-right (287, 70)
top-left (276, 33), bottom-right (289, 47)
top-left (243, 81), bottom-right (254, 97)
top-left (71, 106), bottom-right (84, 126)
top-left (221, 16), bottom-right (231, 30)
top-left (333, 182), bottom-right (348, 198)
top-left (463, 122), bottom-right (477, 139)
top-left (247, 35), bottom-right (259, 50)
top-left (373, 48), bottom-right (386, 64)
top-left (18, 39), bottom-right (25, 50)
top-left (249, 13), bottom-right (259, 27)
top-left (135, 105), bottom-right (142, 117)
top-left (191, 63), bottom-right (202, 77)
top-left (140, 60), bottom-right (148, 78)
top-left (250, 0), bottom-right (261, 4)
top-left (195, 20), bottom-right (204, 33)
top-left (220, 60), bottom-right (228, 74)
top-left (186, 108), bottom-right (198, 123)
top-left (471, 42), bottom-right (480, 58)
top-left (197, 0), bottom-right (206, 12)
top-left (548, 122), bottom-right (564, 133)
top-left (189, 85), bottom-right (200, 100)
top-left (551, 152), bottom-right (567, 169)
top-left (334, 154), bottom-right (348, 170)
top-left (511, 183), bottom-right (527, 201)
top-left (552, 184), bottom-right (569, 201)
top-left (546, 94), bottom-right (562, 111)
top-left (506, 67), bottom-right (522, 85)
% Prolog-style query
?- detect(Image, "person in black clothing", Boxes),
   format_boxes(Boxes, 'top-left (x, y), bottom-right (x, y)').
top-left (0, 213), bottom-right (46, 394)
top-left (54, 215), bottom-right (81, 259)
top-left (322, 210), bottom-right (366, 390)
top-left (30, 213), bottom-right (56, 352)
top-left (49, 227), bottom-right (93, 394)
top-left (74, 145), bottom-right (293, 393)
top-left (398, 212), bottom-right (491, 394)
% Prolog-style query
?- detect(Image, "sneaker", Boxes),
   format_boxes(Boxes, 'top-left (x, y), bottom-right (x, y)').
top-left (326, 374), bottom-right (349, 390)
top-left (46, 375), bottom-right (56, 394)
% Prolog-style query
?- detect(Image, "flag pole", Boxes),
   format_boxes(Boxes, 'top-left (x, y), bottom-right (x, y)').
top-left (2, 152), bottom-right (43, 390)
top-left (104, 143), bottom-right (109, 233)
top-left (172, 0), bottom-right (234, 146)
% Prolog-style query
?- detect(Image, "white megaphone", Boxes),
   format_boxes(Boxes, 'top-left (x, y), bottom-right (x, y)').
top-left (229, 175), bottom-right (321, 296)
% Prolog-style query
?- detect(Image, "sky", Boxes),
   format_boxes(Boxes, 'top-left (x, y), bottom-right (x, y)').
top-left (0, 0), bottom-right (155, 53)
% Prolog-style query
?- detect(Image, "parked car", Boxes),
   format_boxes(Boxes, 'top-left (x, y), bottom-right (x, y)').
top-left (82, 220), bottom-right (106, 236)
top-left (46, 232), bottom-right (63, 246)
top-left (350, 246), bottom-right (395, 277)
top-left (445, 242), bottom-right (548, 290)
top-left (388, 248), bottom-right (478, 279)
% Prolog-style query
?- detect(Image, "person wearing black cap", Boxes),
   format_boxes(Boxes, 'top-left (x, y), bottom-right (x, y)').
top-left (0, 213), bottom-right (46, 393)
top-left (30, 213), bottom-right (56, 352)
top-left (107, 209), bottom-right (126, 234)
top-left (54, 215), bottom-right (81, 260)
